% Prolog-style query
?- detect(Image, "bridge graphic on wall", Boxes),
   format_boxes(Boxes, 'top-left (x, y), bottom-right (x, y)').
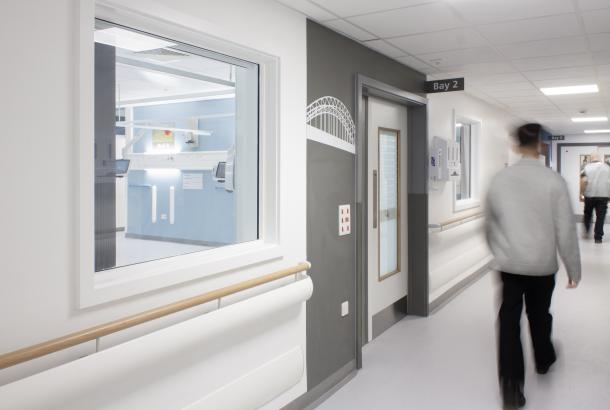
top-left (306, 96), bottom-right (356, 154)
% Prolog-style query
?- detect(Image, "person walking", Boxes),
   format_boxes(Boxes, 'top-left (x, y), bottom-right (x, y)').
top-left (580, 152), bottom-right (610, 243)
top-left (485, 123), bottom-right (581, 409)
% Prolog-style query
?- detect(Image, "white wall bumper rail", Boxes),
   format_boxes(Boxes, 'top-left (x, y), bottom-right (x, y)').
top-left (0, 277), bottom-right (313, 410)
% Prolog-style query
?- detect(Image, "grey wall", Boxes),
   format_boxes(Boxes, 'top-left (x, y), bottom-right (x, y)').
top-left (306, 20), bottom-right (426, 391)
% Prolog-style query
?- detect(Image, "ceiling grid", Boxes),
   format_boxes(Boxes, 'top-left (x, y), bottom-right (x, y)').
top-left (276, 0), bottom-right (610, 135)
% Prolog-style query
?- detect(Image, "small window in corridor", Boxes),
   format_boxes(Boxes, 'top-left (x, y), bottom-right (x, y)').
top-left (455, 122), bottom-right (472, 201)
top-left (93, 20), bottom-right (259, 272)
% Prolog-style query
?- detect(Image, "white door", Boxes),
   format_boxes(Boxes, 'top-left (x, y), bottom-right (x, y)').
top-left (367, 96), bottom-right (408, 341)
top-left (560, 145), bottom-right (610, 215)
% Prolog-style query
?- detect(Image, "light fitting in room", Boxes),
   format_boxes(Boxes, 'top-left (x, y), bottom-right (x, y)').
top-left (456, 123), bottom-right (464, 127)
top-left (584, 129), bottom-right (610, 134)
top-left (540, 84), bottom-right (599, 96)
top-left (571, 116), bottom-right (608, 123)
top-left (95, 27), bottom-right (175, 52)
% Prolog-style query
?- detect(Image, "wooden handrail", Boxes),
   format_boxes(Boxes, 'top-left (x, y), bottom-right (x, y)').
top-left (429, 211), bottom-right (485, 231)
top-left (0, 262), bottom-right (311, 370)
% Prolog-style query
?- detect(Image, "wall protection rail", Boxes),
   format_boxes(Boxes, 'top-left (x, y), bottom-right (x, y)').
top-left (0, 262), bottom-right (311, 370)
top-left (428, 211), bottom-right (485, 232)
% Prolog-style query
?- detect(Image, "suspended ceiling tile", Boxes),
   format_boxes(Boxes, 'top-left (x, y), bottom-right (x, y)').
top-left (589, 33), bottom-right (610, 52)
top-left (418, 46), bottom-right (502, 69)
top-left (488, 88), bottom-right (544, 98)
top-left (274, 0), bottom-right (337, 21)
top-left (395, 56), bottom-right (438, 73)
top-left (497, 37), bottom-right (589, 60)
top-left (593, 50), bottom-right (610, 65)
top-left (512, 53), bottom-right (594, 71)
top-left (441, 62), bottom-right (517, 75)
top-left (362, 39), bottom-right (407, 58)
top-left (576, 0), bottom-right (610, 10)
top-left (324, 19), bottom-right (378, 41)
top-left (467, 72), bottom-right (528, 85)
top-left (582, 8), bottom-right (610, 33)
top-left (521, 66), bottom-right (597, 81)
top-left (347, 3), bottom-right (463, 38)
top-left (447, 0), bottom-right (574, 24)
top-left (477, 14), bottom-right (582, 45)
top-left (479, 81), bottom-right (539, 92)
top-left (309, 0), bottom-right (435, 18)
top-left (387, 28), bottom-right (487, 56)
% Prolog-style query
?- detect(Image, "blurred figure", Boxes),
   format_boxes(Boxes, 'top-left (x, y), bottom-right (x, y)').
top-left (580, 151), bottom-right (610, 243)
top-left (485, 124), bottom-right (581, 409)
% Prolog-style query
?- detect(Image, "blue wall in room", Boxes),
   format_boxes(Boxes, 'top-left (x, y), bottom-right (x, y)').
top-left (132, 98), bottom-right (235, 153)
top-left (127, 170), bottom-right (235, 245)
top-left (126, 98), bottom-right (236, 245)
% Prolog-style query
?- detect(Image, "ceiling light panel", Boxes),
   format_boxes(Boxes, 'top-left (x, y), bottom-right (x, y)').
top-left (572, 116), bottom-right (608, 122)
top-left (95, 28), bottom-right (175, 52)
top-left (540, 84), bottom-right (599, 96)
top-left (584, 129), bottom-right (610, 133)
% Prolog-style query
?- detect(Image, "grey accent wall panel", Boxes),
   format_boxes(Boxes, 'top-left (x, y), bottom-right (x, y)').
top-left (306, 140), bottom-right (356, 388)
top-left (307, 21), bottom-right (425, 114)
top-left (306, 20), bottom-right (427, 392)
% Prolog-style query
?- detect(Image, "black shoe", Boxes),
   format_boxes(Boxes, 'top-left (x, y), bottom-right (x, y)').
top-left (595, 238), bottom-right (602, 244)
top-left (536, 357), bottom-right (556, 375)
top-left (502, 381), bottom-right (526, 409)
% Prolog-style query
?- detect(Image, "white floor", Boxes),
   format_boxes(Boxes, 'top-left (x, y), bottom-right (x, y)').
top-left (318, 238), bottom-right (610, 410)
top-left (115, 232), bottom-right (210, 267)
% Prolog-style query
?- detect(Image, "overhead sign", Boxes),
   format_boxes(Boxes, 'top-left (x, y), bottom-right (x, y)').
top-left (425, 78), bottom-right (465, 93)
top-left (551, 135), bottom-right (565, 141)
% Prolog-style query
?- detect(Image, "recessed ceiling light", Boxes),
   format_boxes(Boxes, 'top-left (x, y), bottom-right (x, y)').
top-left (584, 129), bottom-right (610, 134)
top-left (572, 116), bottom-right (608, 123)
top-left (540, 84), bottom-right (599, 96)
top-left (95, 27), bottom-right (175, 52)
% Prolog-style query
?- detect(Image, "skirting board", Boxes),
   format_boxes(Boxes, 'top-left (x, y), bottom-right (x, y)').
top-left (282, 359), bottom-right (356, 410)
top-left (429, 262), bottom-right (492, 314)
top-left (372, 295), bottom-right (408, 340)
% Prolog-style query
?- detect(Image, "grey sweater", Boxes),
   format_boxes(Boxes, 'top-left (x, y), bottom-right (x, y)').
top-left (484, 158), bottom-right (581, 283)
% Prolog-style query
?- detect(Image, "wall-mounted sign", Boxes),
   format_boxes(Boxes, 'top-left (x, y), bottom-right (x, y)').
top-left (183, 173), bottom-right (203, 190)
top-left (425, 78), bottom-right (465, 93)
top-left (551, 135), bottom-right (565, 141)
top-left (152, 129), bottom-right (175, 150)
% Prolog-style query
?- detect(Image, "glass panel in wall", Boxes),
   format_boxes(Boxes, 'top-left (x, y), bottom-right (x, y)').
top-left (94, 20), bottom-right (259, 272)
top-left (455, 122), bottom-right (471, 201)
top-left (378, 128), bottom-right (400, 279)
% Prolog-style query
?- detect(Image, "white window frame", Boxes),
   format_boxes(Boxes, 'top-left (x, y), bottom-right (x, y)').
top-left (453, 111), bottom-right (481, 213)
top-left (78, 1), bottom-right (282, 307)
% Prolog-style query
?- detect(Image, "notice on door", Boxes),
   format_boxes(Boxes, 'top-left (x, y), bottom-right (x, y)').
top-left (182, 173), bottom-right (203, 190)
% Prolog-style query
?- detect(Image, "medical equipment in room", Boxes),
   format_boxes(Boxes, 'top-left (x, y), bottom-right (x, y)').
top-left (430, 136), bottom-right (449, 182)
top-left (115, 159), bottom-right (130, 177)
top-left (214, 161), bottom-right (227, 182)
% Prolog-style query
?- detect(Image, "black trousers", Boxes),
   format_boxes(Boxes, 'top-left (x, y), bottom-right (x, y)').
top-left (584, 197), bottom-right (608, 241)
top-left (498, 272), bottom-right (556, 385)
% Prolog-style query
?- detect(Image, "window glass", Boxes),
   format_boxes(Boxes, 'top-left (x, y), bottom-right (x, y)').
top-left (455, 122), bottom-right (472, 201)
top-left (379, 128), bottom-right (400, 279)
top-left (94, 20), bottom-right (259, 272)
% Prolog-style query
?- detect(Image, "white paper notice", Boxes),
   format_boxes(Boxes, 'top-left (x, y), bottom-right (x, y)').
top-left (182, 173), bottom-right (203, 190)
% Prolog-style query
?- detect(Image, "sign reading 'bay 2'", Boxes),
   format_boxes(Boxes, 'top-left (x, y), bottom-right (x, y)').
top-left (425, 78), bottom-right (465, 93)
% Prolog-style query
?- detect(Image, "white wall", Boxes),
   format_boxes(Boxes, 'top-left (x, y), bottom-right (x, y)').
top-left (0, 0), bottom-right (308, 407)
top-left (427, 92), bottom-right (517, 302)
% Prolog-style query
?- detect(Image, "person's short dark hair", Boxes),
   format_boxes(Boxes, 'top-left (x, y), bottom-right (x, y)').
top-left (516, 123), bottom-right (542, 148)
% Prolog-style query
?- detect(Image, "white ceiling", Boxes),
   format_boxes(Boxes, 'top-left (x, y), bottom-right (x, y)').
top-left (276, 0), bottom-right (610, 135)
